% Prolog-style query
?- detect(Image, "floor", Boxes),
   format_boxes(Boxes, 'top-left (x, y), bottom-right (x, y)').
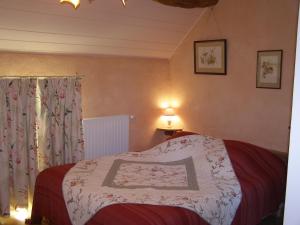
top-left (0, 215), bottom-right (284, 225)
top-left (0, 217), bottom-right (24, 225)
top-left (260, 215), bottom-right (284, 225)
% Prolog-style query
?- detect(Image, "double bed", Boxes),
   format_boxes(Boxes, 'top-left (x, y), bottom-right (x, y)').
top-left (29, 133), bottom-right (287, 225)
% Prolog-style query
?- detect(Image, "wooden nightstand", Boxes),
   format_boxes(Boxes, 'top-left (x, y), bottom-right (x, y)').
top-left (157, 128), bottom-right (183, 136)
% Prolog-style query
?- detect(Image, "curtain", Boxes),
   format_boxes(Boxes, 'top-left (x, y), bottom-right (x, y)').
top-left (0, 79), bottom-right (38, 215)
top-left (0, 77), bottom-right (84, 216)
top-left (37, 78), bottom-right (84, 170)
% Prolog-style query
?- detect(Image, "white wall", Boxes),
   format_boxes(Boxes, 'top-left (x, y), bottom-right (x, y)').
top-left (283, 4), bottom-right (300, 225)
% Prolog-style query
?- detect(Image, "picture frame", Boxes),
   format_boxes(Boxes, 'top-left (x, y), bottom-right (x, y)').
top-left (256, 50), bottom-right (283, 89)
top-left (194, 39), bottom-right (227, 75)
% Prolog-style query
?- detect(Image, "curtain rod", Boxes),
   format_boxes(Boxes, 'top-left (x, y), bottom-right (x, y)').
top-left (0, 75), bottom-right (84, 79)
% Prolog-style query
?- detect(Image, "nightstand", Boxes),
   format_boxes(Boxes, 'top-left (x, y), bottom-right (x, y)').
top-left (157, 128), bottom-right (183, 136)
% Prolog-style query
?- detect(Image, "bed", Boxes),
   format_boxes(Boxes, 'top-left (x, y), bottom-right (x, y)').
top-left (29, 133), bottom-right (286, 225)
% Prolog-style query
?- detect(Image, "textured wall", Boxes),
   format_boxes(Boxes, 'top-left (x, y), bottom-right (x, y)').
top-left (0, 0), bottom-right (298, 153)
top-left (170, 0), bottom-right (299, 152)
top-left (0, 52), bottom-right (170, 152)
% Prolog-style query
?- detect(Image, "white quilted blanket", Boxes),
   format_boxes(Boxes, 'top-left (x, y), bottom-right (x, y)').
top-left (63, 135), bottom-right (242, 225)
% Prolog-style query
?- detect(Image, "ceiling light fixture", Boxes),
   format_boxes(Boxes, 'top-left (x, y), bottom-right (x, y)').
top-left (60, 0), bottom-right (80, 9)
top-left (60, 0), bottom-right (126, 9)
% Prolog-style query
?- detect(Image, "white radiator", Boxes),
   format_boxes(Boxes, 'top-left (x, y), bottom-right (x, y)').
top-left (83, 115), bottom-right (129, 160)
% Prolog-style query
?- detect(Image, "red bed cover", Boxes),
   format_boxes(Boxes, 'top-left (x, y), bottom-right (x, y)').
top-left (30, 140), bottom-right (286, 225)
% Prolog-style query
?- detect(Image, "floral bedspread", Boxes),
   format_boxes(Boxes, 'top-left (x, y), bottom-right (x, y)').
top-left (63, 135), bottom-right (242, 225)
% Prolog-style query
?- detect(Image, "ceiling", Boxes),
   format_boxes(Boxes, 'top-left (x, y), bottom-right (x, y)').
top-left (0, 0), bottom-right (204, 58)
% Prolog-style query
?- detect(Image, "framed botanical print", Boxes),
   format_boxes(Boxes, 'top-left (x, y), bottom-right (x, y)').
top-left (256, 50), bottom-right (283, 89)
top-left (194, 39), bottom-right (227, 75)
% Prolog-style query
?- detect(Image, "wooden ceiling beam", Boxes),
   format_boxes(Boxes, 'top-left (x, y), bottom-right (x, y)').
top-left (152, 0), bottom-right (219, 8)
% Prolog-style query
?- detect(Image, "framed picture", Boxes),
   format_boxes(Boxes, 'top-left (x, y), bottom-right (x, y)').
top-left (194, 39), bottom-right (227, 75)
top-left (256, 50), bottom-right (283, 89)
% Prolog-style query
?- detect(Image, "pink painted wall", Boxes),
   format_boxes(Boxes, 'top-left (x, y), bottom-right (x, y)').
top-left (0, 52), bottom-right (170, 151)
top-left (0, 0), bottom-right (298, 153)
top-left (170, 0), bottom-right (299, 152)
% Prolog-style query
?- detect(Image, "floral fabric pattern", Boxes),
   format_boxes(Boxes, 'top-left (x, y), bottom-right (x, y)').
top-left (0, 77), bottom-right (84, 216)
top-left (101, 157), bottom-right (198, 190)
top-left (0, 79), bottom-right (38, 215)
top-left (63, 135), bottom-right (242, 225)
top-left (114, 163), bottom-right (188, 187)
top-left (37, 78), bottom-right (84, 170)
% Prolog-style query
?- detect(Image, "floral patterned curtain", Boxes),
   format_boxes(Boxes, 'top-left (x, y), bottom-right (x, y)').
top-left (0, 79), bottom-right (38, 215)
top-left (0, 77), bottom-right (84, 216)
top-left (37, 78), bottom-right (84, 171)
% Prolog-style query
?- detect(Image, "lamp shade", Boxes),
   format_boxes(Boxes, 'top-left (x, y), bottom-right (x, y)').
top-left (164, 107), bottom-right (175, 116)
top-left (161, 107), bottom-right (176, 128)
top-left (60, 0), bottom-right (80, 8)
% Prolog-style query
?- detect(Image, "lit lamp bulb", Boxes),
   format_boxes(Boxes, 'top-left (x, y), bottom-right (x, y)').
top-left (10, 208), bottom-right (29, 221)
top-left (60, 0), bottom-right (126, 8)
top-left (60, 0), bottom-right (80, 9)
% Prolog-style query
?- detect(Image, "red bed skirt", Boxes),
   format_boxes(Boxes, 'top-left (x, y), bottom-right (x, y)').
top-left (30, 140), bottom-right (286, 225)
